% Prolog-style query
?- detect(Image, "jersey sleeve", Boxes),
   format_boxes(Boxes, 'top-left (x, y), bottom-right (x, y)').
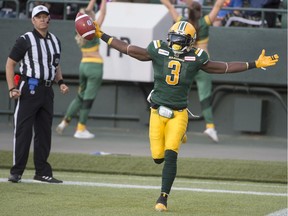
top-left (9, 35), bottom-right (29, 62)
top-left (195, 48), bottom-right (209, 65)
top-left (147, 40), bottom-right (162, 59)
top-left (203, 15), bottom-right (212, 26)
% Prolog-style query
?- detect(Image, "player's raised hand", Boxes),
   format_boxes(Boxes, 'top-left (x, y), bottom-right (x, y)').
top-left (93, 21), bottom-right (103, 38)
top-left (255, 49), bottom-right (279, 69)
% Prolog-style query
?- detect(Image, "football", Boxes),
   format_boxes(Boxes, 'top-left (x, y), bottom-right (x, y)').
top-left (75, 12), bottom-right (95, 40)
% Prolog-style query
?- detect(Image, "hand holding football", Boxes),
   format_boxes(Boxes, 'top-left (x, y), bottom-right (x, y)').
top-left (75, 12), bottom-right (95, 40)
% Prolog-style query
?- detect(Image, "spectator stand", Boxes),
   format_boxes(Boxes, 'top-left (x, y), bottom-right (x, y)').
top-left (1, 0), bottom-right (287, 26)
top-left (175, 4), bottom-right (287, 28)
top-left (0, 0), bottom-right (19, 18)
top-left (25, 0), bottom-right (90, 19)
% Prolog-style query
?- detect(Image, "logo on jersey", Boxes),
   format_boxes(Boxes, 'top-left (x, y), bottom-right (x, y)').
top-left (158, 49), bottom-right (169, 56)
top-left (184, 56), bottom-right (196, 61)
top-left (169, 56), bottom-right (184, 62)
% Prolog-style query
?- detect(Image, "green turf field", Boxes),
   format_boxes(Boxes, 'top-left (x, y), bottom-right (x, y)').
top-left (0, 150), bottom-right (287, 216)
top-left (0, 169), bottom-right (287, 216)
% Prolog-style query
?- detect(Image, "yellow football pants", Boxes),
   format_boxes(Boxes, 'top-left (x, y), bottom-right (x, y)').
top-left (149, 108), bottom-right (188, 159)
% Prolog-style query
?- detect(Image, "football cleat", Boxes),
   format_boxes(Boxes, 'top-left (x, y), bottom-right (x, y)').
top-left (204, 128), bottom-right (219, 143)
top-left (74, 129), bottom-right (95, 139)
top-left (8, 174), bottom-right (22, 183)
top-left (155, 193), bottom-right (168, 212)
top-left (56, 120), bottom-right (68, 135)
top-left (33, 175), bottom-right (63, 183)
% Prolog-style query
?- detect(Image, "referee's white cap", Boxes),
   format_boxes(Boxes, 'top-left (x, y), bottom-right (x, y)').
top-left (32, 5), bottom-right (49, 18)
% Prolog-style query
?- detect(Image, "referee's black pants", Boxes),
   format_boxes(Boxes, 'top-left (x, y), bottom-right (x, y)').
top-left (10, 80), bottom-right (54, 177)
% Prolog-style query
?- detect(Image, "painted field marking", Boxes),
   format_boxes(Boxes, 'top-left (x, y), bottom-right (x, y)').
top-left (0, 178), bottom-right (286, 197)
top-left (266, 208), bottom-right (288, 216)
top-left (57, 174), bottom-right (287, 189)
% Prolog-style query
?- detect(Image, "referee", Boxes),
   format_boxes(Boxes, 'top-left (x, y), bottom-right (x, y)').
top-left (5, 5), bottom-right (69, 183)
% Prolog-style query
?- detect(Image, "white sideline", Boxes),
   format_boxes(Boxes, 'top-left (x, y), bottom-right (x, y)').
top-left (0, 178), bottom-right (286, 197)
top-left (266, 208), bottom-right (288, 216)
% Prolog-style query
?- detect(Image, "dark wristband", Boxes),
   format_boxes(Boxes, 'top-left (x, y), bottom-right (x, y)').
top-left (101, 33), bottom-right (112, 43)
top-left (58, 79), bottom-right (65, 86)
top-left (9, 87), bottom-right (16, 92)
top-left (248, 62), bottom-right (256, 69)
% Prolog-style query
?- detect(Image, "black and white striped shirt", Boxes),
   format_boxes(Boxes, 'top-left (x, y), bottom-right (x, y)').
top-left (9, 29), bottom-right (61, 81)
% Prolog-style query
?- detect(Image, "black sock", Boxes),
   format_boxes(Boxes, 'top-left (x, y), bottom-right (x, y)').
top-left (161, 150), bottom-right (178, 194)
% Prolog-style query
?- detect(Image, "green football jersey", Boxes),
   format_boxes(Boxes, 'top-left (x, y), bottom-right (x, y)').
top-left (147, 40), bottom-right (209, 109)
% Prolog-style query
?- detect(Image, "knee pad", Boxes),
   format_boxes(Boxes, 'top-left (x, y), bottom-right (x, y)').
top-left (154, 158), bottom-right (164, 164)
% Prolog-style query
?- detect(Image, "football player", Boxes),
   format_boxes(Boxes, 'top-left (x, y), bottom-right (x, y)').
top-left (56, 0), bottom-right (106, 139)
top-left (94, 21), bottom-right (278, 211)
top-left (161, 0), bottom-right (227, 142)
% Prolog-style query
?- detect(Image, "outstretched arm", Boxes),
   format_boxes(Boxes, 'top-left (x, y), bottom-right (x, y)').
top-left (160, 0), bottom-right (180, 22)
top-left (208, 0), bottom-right (226, 23)
top-left (201, 49), bottom-right (279, 74)
top-left (84, 0), bottom-right (96, 20)
top-left (85, 0), bottom-right (106, 26)
top-left (94, 22), bottom-right (151, 61)
top-left (86, 0), bottom-right (96, 12)
top-left (95, 0), bottom-right (106, 27)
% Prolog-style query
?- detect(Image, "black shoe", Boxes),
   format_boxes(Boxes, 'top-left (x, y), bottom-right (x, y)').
top-left (33, 175), bottom-right (63, 183)
top-left (155, 193), bottom-right (168, 212)
top-left (8, 174), bottom-right (22, 183)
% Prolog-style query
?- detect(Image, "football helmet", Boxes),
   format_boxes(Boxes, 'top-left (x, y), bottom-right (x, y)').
top-left (167, 21), bottom-right (196, 55)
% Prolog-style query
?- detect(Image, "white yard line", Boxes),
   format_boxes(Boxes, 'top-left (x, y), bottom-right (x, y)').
top-left (0, 178), bottom-right (286, 197)
top-left (55, 174), bottom-right (287, 189)
top-left (266, 208), bottom-right (288, 216)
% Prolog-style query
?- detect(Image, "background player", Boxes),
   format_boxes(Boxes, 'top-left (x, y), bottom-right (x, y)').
top-left (56, 0), bottom-right (106, 139)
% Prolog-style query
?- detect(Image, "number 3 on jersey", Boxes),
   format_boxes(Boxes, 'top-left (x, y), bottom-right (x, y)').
top-left (165, 60), bottom-right (181, 85)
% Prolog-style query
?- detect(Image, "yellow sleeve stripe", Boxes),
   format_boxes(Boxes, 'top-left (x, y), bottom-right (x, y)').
top-left (195, 48), bottom-right (204, 56)
top-left (153, 40), bottom-right (161, 49)
top-left (204, 15), bottom-right (212, 26)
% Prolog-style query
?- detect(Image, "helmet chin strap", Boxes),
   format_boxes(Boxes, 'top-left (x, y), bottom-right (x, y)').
top-left (171, 44), bottom-right (184, 55)
top-left (172, 44), bottom-right (191, 55)
top-left (172, 44), bottom-right (182, 51)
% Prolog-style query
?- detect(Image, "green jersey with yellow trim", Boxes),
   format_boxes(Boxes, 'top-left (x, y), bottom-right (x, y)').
top-left (147, 40), bottom-right (209, 109)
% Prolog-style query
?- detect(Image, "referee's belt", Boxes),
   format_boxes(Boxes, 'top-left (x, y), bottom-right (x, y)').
top-left (21, 76), bottom-right (53, 87)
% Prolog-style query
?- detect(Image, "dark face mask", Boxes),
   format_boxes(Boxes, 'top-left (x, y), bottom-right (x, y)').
top-left (167, 33), bottom-right (193, 48)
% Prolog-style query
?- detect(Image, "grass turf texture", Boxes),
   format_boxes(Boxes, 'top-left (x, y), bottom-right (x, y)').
top-left (0, 170), bottom-right (287, 216)
top-left (0, 150), bottom-right (286, 183)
